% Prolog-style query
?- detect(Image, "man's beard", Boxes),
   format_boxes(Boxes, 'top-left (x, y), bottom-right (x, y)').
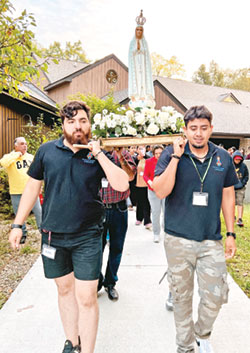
top-left (63, 129), bottom-right (90, 145)
top-left (191, 143), bottom-right (205, 149)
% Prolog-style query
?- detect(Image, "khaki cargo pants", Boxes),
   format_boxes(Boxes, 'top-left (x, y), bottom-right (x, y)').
top-left (164, 233), bottom-right (229, 353)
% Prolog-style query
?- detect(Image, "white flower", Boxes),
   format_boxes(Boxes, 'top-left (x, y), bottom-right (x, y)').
top-left (102, 109), bottom-right (108, 115)
top-left (135, 113), bottom-right (146, 125)
top-left (126, 110), bottom-right (134, 119)
top-left (146, 123), bottom-right (159, 135)
top-left (149, 109), bottom-right (156, 117)
top-left (93, 113), bottom-right (102, 124)
top-left (171, 124), bottom-right (177, 132)
top-left (126, 125), bottom-right (137, 136)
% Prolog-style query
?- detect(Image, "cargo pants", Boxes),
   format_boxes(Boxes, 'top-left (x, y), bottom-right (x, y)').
top-left (164, 233), bottom-right (229, 353)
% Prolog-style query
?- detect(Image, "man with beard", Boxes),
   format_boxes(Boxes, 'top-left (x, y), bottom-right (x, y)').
top-left (153, 106), bottom-right (238, 353)
top-left (9, 101), bottom-right (129, 353)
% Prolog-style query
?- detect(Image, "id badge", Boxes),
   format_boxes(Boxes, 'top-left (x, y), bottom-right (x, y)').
top-left (192, 192), bottom-right (209, 207)
top-left (101, 178), bottom-right (109, 188)
top-left (42, 244), bottom-right (56, 259)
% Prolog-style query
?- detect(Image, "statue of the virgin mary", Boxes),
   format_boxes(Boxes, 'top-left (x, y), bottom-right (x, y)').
top-left (128, 10), bottom-right (155, 109)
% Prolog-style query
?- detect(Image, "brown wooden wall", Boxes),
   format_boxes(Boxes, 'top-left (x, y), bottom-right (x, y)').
top-left (47, 58), bottom-right (128, 104)
top-left (0, 104), bottom-right (25, 157)
top-left (154, 85), bottom-right (185, 114)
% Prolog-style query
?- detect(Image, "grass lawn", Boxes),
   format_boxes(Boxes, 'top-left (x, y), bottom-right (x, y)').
top-left (221, 203), bottom-right (250, 298)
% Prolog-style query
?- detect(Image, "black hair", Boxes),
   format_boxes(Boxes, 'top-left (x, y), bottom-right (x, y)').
top-left (184, 105), bottom-right (212, 127)
top-left (60, 101), bottom-right (90, 124)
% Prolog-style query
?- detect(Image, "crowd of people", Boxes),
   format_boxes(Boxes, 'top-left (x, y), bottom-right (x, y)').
top-left (2, 101), bottom-right (249, 353)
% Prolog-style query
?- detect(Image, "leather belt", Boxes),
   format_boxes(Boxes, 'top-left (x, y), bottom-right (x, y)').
top-left (104, 200), bottom-right (127, 209)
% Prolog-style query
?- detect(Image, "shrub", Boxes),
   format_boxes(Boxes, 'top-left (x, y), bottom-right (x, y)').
top-left (0, 169), bottom-right (13, 217)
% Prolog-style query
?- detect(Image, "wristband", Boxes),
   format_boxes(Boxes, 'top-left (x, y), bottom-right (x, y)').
top-left (226, 232), bottom-right (236, 239)
top-left (11, 224), bottom-right (23, 229)
top-left (95, 150), bottom-right (103, 160)
top-left (171, 154), bottom-right (181, 160)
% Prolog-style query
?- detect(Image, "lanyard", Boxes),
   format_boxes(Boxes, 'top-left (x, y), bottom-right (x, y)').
top-left (189, 156), bottom-right (212, 192)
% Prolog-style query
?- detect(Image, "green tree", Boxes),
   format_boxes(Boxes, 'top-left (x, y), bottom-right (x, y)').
top-left (66, 92), bottom-right (124, 121)
top-left (22, 115), bottom-right (62, 155)
top-left (42, 40), bottom-right (90, 63)
top-left (151, 52), bottom-right (185, 78)
top-left (192, 61), bottom-right (226, 86)
top-left (0, 0), bottom-right (49, 98)
top-left (193, 61), bottom-right (250, 92)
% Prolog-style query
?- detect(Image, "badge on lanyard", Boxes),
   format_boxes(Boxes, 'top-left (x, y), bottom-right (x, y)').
top-left (192, 192), bottom-right (209, 206)
top-left (42, 244), bottom-right (56, 259)
top-left (101, 178), bottom-right (109, 188)
top-left (42, 231), bottom-right (56, 259)
top-left (189, 155), bottom-right (212, 207)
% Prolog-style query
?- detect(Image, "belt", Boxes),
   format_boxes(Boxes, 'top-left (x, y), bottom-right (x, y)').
top-left (104, 200), bottom-right (127, 209)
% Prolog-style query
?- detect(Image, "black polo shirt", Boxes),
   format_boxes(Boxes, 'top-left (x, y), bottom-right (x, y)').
top-left (155, 141), bottom-right (238, 242)
top-left (28, 137), bottom-right (113, 233)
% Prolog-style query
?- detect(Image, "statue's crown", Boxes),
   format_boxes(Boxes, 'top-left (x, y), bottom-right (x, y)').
top-left (136, 10), bottom-right (146, 26)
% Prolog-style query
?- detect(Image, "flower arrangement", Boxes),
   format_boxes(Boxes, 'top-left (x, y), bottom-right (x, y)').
top-left (92, 106), bottom-right (184, 139)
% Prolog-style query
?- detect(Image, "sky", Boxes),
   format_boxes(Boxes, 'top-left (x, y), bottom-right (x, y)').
top-left (12, 0), bottom-right (250, 80)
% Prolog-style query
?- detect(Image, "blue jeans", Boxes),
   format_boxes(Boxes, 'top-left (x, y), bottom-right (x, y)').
top-left (11, 194), bottom-right (42, 236)
top-left (100, 202), bottom-right (128, 286)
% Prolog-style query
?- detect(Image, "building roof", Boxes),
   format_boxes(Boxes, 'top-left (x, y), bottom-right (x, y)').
top-left (19, 81), bottom-right (57, 111)
top-left (34, 55), bottom-right (88, 85)
top-left (107, 77), bottom-right (250, 136)
top-left (44, 54), bottom-right (128, 91)
top-left (155, 76), bottom-right (250, 136)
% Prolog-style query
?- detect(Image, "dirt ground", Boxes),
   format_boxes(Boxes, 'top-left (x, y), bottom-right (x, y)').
top-left (0, 221), bottom-right (41, 308)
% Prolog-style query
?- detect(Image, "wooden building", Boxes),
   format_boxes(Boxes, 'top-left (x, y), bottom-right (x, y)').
top-left (40, 54), bottom-right (128, 104)
top-left (0, 82), bottom-right (58, 157)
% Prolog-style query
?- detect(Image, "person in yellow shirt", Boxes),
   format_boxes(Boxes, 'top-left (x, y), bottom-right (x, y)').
top-left (0, 137), bottom-right (41, 243)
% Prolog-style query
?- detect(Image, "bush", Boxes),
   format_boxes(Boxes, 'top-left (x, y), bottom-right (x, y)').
top-left (0, 169), bottom-right (13, 217)
top-left (66, 92), bottom-right (125, 122)
top-left (22, 115), bottom-right (62, 155)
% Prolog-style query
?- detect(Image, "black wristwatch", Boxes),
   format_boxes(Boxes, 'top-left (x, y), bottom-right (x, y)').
top-left (171, 154), bottom-right (181, 160)
top-left (11, 224), bottom-right (23, 229)
top-left (226, 232), bottom-right (236, 239)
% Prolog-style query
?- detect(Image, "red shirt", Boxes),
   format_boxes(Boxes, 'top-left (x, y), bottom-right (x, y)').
top-left (143, 156), bottom-right (158, 191)
top-left (100, 150), bottom-right (136, 204)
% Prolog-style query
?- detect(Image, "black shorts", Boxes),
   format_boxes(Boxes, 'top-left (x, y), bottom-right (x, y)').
top-left (41, 222), bottom-right (103, 280)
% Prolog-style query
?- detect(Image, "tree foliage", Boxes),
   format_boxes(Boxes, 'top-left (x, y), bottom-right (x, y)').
top-left (193, 61), bottom-right (250, 91)
top-left (42, 40), bottom-right (90, 63)
top-left (21, 115), bottom-right (62, 156)
top-left (151, 52), bottom-right (185, 78)
top-left (66, 92), bottom-right (124, 122)
top-left (0, 0), bottom-right (50, 98)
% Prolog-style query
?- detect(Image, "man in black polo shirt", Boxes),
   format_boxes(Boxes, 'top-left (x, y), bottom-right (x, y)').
top-left (153, 105), bottom-right (238, 353)
top-left (9, 101), bottom-right (129, 353)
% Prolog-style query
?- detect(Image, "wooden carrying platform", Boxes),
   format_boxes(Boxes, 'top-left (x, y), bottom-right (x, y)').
top-left (73, 134), bottom-right (182, 150)
top-left (99, 134), bottom-right (182, 148)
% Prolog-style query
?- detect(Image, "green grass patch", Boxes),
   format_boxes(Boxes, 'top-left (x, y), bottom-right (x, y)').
top-left (221, 203), bottom-right (250, 298)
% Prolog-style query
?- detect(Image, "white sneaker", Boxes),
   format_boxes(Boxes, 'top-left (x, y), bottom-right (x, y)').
top-left (165, 292), bottom-right (173, 311)
top-left (153, 234), bottom-right (160, 243)
top-left (196, 338), bottom-right (215, 353)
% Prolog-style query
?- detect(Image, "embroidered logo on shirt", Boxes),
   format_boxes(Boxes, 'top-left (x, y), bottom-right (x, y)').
top-left (87, 152), bottom-right (94, 160)
top-left (213, 156), bottom-right (224, 172)
top-left (216, 156), bottom-right (222, 167)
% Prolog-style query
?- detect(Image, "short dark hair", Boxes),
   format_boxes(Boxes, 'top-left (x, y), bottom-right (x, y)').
top-left (184, 105), bottom-right (212, 127)
top-left (152, 145), bottom-right (164, 155)
top-left (60, 101), bottom-right (90, 124)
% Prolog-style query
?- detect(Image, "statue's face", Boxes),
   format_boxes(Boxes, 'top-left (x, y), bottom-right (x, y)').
top-left (135, 26), bottom-right (143, 39)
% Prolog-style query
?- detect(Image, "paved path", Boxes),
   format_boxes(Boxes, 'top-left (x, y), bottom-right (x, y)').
top-left (0, 210), bottom-right (249, 353)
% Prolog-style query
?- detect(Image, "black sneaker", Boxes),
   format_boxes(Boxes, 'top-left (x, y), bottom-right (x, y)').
top-left (236, 218), bottom-right (244, 227)
top-left (62, 340), bottom-right (81, 353)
